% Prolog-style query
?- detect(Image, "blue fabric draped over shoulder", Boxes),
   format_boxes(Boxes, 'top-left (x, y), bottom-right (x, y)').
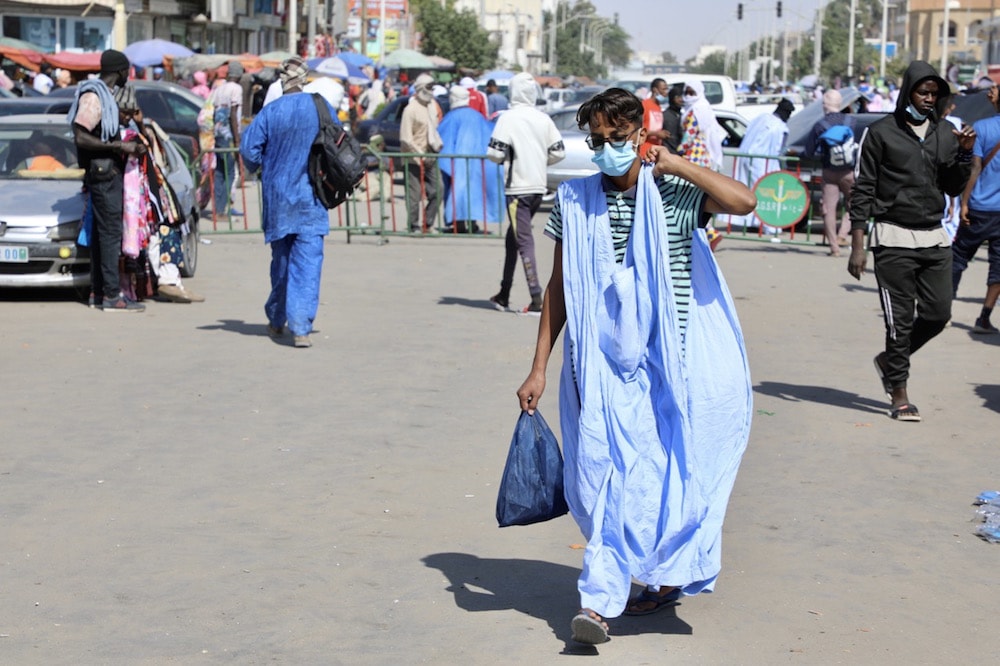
top-left (556, 166), bottom-right (752, 619)
top-left (437, 107), bottom-right (504, 225)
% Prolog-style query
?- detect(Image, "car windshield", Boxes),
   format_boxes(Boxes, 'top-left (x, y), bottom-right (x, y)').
top-left (0, 125), bottom-right (81, 180)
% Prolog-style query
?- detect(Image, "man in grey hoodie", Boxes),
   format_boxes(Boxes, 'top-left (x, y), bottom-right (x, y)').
top-left (487, 72), bottom-right (565, 314)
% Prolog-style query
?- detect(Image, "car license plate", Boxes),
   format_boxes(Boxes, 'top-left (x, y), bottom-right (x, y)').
top-left (0, 246), bottom-right (29, 263)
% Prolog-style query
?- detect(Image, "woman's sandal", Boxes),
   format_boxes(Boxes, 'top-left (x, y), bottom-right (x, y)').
top-left (890, 403), bottom-right (921, 422)
top-left (571, 609), bottom-right (609, 644)
top-left (622, 587), bottom-right (682, 616)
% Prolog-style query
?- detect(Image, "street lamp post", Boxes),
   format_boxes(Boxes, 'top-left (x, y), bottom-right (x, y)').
top-left (847, 0), bottom-right (857, 82)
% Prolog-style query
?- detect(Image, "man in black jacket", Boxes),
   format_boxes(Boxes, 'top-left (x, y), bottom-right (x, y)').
top-left (848, 61), bottom-right (976, 422)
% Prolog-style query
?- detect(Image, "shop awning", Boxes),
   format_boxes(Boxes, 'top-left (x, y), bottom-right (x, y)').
top-left (5, 0), bottom-right (115, 6)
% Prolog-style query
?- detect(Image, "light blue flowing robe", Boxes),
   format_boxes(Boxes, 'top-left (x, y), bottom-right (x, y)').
top-left (437, 107), bottom-right (503, 225)
top-left (239, 93), bottom-right (331, 244)
top-left (731, 112), bottom-right (787, 229)
top-left (557, 167), bottom-right (752, 618)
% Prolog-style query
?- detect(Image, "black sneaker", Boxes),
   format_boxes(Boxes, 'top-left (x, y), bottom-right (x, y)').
top-left (489, 294), bottom-right (512, 312)
top-left (520, 300), bottom-right (543, 316)
top-left (973, 317), bottom-right (999, 334)
top-left (101, 293), bottom-right (145, 313)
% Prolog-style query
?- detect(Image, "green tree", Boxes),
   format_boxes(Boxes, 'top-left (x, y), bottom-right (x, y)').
top-left (660, 51), bottom-right (677, 64)
top-left (544, 1), bottom-right (631, 79)
top-left (687, 51), bottom-right (727, 76)
top-left (411, 0), bottom-right (498, 71)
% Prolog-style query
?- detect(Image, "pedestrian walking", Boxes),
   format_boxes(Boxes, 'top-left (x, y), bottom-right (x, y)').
top-left (805, 89), bottom-right (858, 256)
top-left (954, 83), bottom-right (1000, 334)
top-left (400, 73), bottom-right (443, 232)
top-left (732, 98), bottom-right (793, 230)
top-left (207, 61), bottom-right (244, 216)
top-left (486, 72), bottom-right (565, 314)
top-left (515, 87), bottom-right (756, 644)
top-left (849, 61), bottom-right (975, 422)
top-left (69, 48), bottom-right (147, 312)
top-left (485, 79), bottom-right (508, 118)
top-left (239, 56), bottom-right (335, 348)
top-left (662, 83), bottom-right (685, 155)
top-left (638, 77), bottom-right (669, 159)
top-left (678, 80), bottom-right (726, 171)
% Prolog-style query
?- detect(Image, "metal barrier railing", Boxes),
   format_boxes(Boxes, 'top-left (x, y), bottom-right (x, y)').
top-left (191, 143), bottom-right (838, 250)
top-left (200, 145), bottom-right (250, 232)
top-left (719, 151), bottom-right (822, 245)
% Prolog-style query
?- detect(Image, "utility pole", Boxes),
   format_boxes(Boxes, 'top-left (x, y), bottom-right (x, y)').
top-left (941, 0), bottom-right (952, 74)
top-left (307, 0), bottom-right (316, 58)
top-left (879, 0), bottom-right (888, 79)
top-left (847, 0), bottom-right (857, 82)
top-left (814, 2), bottom-right (823, 81)
top-left (360, 0), bottom-right (367, 57)
top-left (549, 4), bottom-right (557, 74)
top-left (289, 0), bottom-right (298, 55)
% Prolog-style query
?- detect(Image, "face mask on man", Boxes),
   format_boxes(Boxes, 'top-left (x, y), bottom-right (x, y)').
top-left (416, 88), bottom-right (433, 104)
top-left (683, 94), bottom-right (698, 108)
top-left (591, 139), bottom-right (638, 177)
top-left (905, 103), bottom-right (928, 122)
top-left (654, 94), bottom-right (668, 105)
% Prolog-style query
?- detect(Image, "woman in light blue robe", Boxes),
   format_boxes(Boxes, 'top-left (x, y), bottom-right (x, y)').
top-left (437, 86), bottom-right (503, 231)
top-left (516, 88), bottom-right (757, 645)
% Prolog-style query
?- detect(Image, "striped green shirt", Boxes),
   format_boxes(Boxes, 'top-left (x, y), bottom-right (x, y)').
top-left (544, 174), bottom-right (708, 333)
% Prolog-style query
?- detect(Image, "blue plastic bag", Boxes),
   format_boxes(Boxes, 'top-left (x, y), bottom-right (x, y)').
top-left (496, 410), bottom-right (569, 527)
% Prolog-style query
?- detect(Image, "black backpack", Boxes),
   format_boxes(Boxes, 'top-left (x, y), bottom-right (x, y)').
top-left (307, 93), bottom-right (366, 209)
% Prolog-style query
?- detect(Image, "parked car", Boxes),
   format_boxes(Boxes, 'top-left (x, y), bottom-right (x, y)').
top-left (353, 94), bottom-right (452, 153)
top-left (51, 81), bottom-right (202, 163)
top-left (546, 103), bottom-right (748, 194)
top-left (613, 75), bottom-right (739, 113)
top-left (0, 97), bottom-right (71, 117)
top-left (0, 114), bottom-right (200, 290)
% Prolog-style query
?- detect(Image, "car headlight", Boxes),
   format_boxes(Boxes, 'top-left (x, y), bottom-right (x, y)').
top-left (47, 220), bottom-right (82, 241)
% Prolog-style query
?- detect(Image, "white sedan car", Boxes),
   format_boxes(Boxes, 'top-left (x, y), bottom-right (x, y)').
top-left (0, 114), bottom-right (199, 290)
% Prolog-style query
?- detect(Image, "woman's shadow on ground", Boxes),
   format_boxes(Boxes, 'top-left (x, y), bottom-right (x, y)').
top-left (754, 381), bottom-right (887, 415)
top-left (422, 552), bottom-right (692, 655)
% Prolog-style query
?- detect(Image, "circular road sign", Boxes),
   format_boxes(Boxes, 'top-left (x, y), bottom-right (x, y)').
top-left (752, 171), bottom-right (809, 228)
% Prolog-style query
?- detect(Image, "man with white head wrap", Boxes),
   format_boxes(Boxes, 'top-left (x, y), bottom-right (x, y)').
top-left (239, 56), bottom-right (341, 348)
top-left (400, 73), bottom-right (443, 232)
top-left (437, 84), bottom-right (503, 233)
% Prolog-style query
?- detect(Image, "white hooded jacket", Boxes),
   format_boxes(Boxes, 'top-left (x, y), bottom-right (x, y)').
top-left (487, 72), bottom-right (565, 195)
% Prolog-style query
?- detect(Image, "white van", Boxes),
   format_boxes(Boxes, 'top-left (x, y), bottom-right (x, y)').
top-left (611, 74), bottom-right (738, 113)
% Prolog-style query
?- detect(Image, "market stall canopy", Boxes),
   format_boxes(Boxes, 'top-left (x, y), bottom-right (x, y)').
top-left (381, 48), bottom-right (434, 70)
top-left (164, 53), bottom-right (265, 79)
top-left (123, 39), bottom-right (193, 68)
top-left (0, 36), bottom-right (46, 52)
top-left (258, 51), bottom-right (296, 66)
top-left (45, 51), bottom-right (101, 73)
top-left (0, 46), bottom-right (43, 71)
top-left (427, 55), bottom-right (454, 70)
top-left (6, 0), bottom-right (113, 5)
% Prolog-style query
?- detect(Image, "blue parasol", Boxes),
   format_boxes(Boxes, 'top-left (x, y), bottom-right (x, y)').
top-left (123, 39), bottom-right (194, 68)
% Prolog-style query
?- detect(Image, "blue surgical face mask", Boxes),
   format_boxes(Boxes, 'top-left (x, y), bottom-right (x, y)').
top-left (591, 140), bottom-right (638, 177)
top-left (654, 94), bottom-right (668, 104)
top-left (906, 103), bottom-right (928, 122)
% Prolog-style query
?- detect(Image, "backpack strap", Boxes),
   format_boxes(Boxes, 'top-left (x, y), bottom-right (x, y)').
top-left (311, 92), bottom-right (334, 127)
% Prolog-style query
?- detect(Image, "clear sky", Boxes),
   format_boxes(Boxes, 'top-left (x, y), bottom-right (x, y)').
top-left (588, 0), bottom-right (820, 64)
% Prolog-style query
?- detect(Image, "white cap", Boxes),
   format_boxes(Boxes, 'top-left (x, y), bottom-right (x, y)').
top-left (460, 76), bottom-right (477, 88)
